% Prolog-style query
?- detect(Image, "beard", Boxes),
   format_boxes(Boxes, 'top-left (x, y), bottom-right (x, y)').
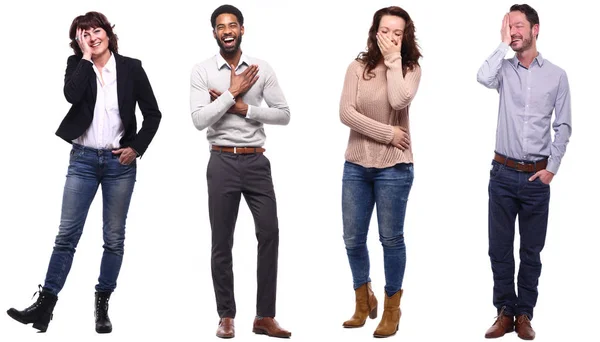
top-left (511, 31), bottom-right (533, 52)
top-left (216, 34), bottom-right (242, 56)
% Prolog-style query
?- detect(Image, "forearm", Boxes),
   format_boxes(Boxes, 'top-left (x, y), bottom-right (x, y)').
top-left (547, 126), bottom-right (570, 174)
top-left (384, 53), bottom-right (421, 110)
top-left (191, 91), bottom-right (235, 130)
top-left (63, 58), bottom-right (94, 104)
top-left (189, 67), bottom-right (234, 131)
top-left (247, 105), bottom-right (290, 125)
top-left (476, 42), bottom-right (509, 89)
top-left (340, 106), bottom-right (394, 144)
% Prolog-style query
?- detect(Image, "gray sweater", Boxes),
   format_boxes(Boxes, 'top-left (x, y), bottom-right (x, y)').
top-left (190, 53), bottom-right (290, 147)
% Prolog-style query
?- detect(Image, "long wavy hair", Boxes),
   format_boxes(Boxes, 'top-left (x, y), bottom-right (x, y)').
top-left (69, 11), bottom-right (119, 57)
top-left (356, 6), bottom-right (421, 79)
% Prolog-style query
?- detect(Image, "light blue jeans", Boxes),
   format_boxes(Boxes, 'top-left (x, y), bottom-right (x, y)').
top-left (43, 144), bottom-right (136, 295)
top-left (342, 161), bottom-right (413, 297)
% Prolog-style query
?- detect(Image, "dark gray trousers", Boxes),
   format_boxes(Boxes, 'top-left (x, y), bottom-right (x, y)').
top-left (207, 151), bottom-right (279, 318)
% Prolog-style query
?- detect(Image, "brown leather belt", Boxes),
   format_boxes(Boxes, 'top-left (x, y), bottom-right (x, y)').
top-left (212, 145), bottom-right (265, 154)
top-left (494, 153), bottom-right (548, 173)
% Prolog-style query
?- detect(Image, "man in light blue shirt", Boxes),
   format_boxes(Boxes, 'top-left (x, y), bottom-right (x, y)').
top-left (477, 4), bottom-right (571, 340)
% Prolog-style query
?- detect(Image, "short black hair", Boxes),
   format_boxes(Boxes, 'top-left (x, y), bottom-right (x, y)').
top-left (510, 4), bottom-right (539, 28)
top-left (211, 4), bottom-right (244, 29)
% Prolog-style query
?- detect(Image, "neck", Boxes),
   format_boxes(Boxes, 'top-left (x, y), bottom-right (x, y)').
top-left (516, 46), bottom-right (537, 68)
top-left (220, 49), bottom-right (242, 68)
top-left (93, 50), bottom-right (112, 68)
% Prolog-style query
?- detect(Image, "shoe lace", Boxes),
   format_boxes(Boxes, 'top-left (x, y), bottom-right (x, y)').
top-left (491, 306), bottom-right (510, 326)
top-left (95, 295), bottom-right (110, 318)
top-left (517, 315), bottom-right (531, 326)
top-left (24, 285), bottom-right (44, 311)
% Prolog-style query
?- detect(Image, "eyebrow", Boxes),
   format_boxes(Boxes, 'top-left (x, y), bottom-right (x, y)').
top-left (380, 26), bottom-right (404, 33)
top-left (216, 22), bottom-right (238, 27)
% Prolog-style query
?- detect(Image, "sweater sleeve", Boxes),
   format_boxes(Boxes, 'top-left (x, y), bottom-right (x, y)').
top-left (339, 61), bottom-right (394, 144)
top-left (384, 52), bottom-right (421, 110)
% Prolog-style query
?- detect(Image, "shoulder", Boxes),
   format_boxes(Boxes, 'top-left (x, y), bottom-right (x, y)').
top-left (115, 54), bottom-right (142, 68)
top-left (192, 56), bottom-right (218, 72)
top-left (542, 58), bottom-right (567, 77)
top-left (347, 59), bottom-right (365, 74)
top-left (407, 63), bottom-right (422, 74)
top-left (246, 55), bottom-right (275, 72)
top-left (66, 54), bottom-right (85, 67)
top-left (66, 54), bottom-right (80, 63)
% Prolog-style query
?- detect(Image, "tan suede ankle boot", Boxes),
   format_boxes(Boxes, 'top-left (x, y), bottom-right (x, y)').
top-left (342, 282), bottom-right (378, 328)
top-left (373, 289), bottom-right (402, 337)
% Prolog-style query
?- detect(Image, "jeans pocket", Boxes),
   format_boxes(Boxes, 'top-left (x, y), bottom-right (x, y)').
top-left (490, 162), bottom-right (501, 178)
top-left (69, 149), bottom-right (83, 163)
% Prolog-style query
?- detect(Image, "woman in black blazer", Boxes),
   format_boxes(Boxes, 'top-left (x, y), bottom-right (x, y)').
top-left (7, 11), bottom-right (161, 334)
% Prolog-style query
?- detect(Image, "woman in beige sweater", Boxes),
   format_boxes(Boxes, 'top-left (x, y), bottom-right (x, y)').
top-left (340, 6), bottom-right (422, 338)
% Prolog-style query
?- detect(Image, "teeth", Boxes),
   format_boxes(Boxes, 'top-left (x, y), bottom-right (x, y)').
top-left (224, 37), bottom-right (234, 42)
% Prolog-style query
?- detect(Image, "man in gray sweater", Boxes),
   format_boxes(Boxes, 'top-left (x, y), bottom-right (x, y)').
top-left (189, 4), bottom-right (291, 339)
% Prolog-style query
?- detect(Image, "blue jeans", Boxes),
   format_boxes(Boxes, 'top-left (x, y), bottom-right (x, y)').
top-left (488, 159), bottom-right (550, 320)
top-left (342, 161), bottom-right (414, 297)
top-left (43, 144), bottom-right (136, 295)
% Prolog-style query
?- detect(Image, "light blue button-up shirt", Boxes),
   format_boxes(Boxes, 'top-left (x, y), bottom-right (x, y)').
top-left (477, 42), bottom-right (572, 174)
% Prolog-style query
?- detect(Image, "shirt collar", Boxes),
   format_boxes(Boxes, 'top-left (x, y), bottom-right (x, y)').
top-left (104, 52), bottom-right (116, 72)
top-left (215, 52), bottom-right (251, 71)
top-left (510, 52), bottom-right (544, 69)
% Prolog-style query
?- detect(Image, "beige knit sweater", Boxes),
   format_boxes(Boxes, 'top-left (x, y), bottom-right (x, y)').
top-left (340, 52), bottom-right (421, 168)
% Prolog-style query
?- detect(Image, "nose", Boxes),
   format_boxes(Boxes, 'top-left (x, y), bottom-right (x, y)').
top-left (510, 26), bottom-right (518, 36)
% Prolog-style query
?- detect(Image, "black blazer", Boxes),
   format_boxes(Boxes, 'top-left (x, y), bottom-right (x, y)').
top-left (56, 53), bottom-right (161, 157)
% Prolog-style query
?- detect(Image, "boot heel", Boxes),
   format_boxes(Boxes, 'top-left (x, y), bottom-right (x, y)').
top-left (369, 305), bottom-right (378, 319)
top-left (32, 312), bottom-right (52, 332)
top-left (32, 321), bottom-right (48, 332)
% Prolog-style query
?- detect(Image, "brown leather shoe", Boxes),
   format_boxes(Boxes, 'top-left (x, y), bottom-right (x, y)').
top-left (515, 314), bottom-right (535, 340)
top-left (216, 317), bottom-right (234, 338)
top-left (343, 282), bottom-right (378, 328)
top-left (252, 317), bottom-right (291, 338)
top-left (373, 289), bottom-right (402, 338)
top-left (484, 307), bottom-right (514, 338)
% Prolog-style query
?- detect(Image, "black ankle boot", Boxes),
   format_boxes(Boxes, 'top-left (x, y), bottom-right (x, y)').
top-left (95, 291), bottom-right (112, 333)
top-left (6, 285), bottom-right (58, 332)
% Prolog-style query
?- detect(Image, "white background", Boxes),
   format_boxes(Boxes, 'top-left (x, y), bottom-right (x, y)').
top-left (0, 0), bottom-right (597, 341)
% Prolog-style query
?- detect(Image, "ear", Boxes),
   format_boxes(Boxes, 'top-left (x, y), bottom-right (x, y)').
top-left (532, 23), bottom-right (539, 39)
top-left (240, 25), bottom-right (245, 36)
top-left (213, 29), bottom-right (217, 39)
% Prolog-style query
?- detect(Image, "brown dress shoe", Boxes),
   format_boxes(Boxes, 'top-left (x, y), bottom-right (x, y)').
top-left (515, 314), bottom-right (535, 340)
top-left (343, 282), bottom-right (378, 328)
top-left (216, 317), bottom-right (234, 338)
top-left (252, 317), bottom-right (291, 338)
top-left (373, 289), bottom-right (402, 338)
top-left (484, 307), bottom-right (514, 338)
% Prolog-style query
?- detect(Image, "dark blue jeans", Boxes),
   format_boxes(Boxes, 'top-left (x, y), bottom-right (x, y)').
top-left (43, 144), bottom-right (136, 295)
top-left (488, 159), bottom-right (550, 320)
top-left (342, 161), bottom-right (413, 297)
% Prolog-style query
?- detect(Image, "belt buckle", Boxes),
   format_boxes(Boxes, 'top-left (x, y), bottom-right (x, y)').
top-left (234, 147), bottom-right (237, 154)
top-left (516, 161), bottom-right (526, 172)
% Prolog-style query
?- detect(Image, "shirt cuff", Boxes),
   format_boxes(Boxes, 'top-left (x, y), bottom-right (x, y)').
top-left (227, 90), bottom-right (235, 101)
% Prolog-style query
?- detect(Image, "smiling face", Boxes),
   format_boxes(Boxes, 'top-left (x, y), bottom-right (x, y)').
top-left (508, 10), bottom-right (538, 52)
top-left (377, 14), bottom-right (406, 46)
top-left (82, 27), bottom-right (110, 58)
top-left (213, 13), bottom-right (244, 55)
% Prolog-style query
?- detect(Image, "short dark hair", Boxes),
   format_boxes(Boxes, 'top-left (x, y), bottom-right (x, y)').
top-left (211, 4), bottom-right (244, 29)
top-left (69, 11), bottom-right (118, 56)
top-left (510, 4), bottom-right (539, 38)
